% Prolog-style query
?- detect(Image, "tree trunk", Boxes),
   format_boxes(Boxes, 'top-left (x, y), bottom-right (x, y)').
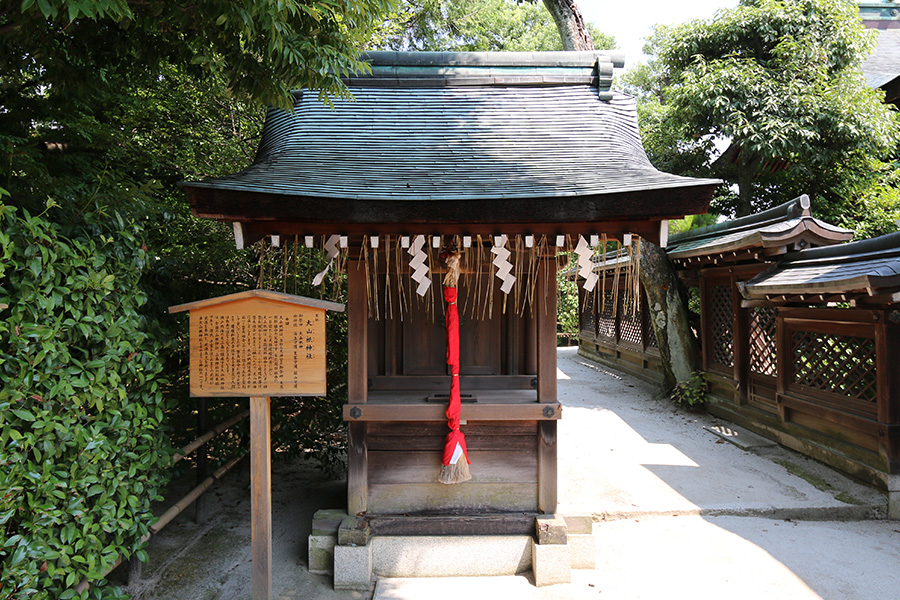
top-left (736, 151), bottom-right (761, 217)
top-left (543, 0), bottom-right (702, 392)
top-left (639, 241), bottom-right (701, 392)
top-left (542, 0), bottom-right (594, 51)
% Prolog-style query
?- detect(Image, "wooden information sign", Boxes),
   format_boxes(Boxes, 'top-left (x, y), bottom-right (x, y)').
top-left (169, 290), bottom-right (344, 397)
top-left (169, 290), bottom-right (344, 600)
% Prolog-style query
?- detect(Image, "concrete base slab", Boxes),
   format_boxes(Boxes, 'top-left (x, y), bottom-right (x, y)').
top-left (333, 542), bottom-right (373, 592)
top-left (568, 533), bottom-right (596, 569)
top-left (704, 423), bottom-right (778, 450)
top-left (373, 575), bottom-right (573, 600)
top-left (371, 535), bottom-right (532, 578)
top-left (532, 543), bottom-right (571, 587)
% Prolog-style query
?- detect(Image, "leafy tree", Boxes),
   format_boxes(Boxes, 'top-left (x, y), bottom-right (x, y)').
top-left (1, 0), bottom-right (393, 111)
top-left (627, 0), bottom-right (900, 218)
top-left (371, 0), bottom-right (614, 52)
top-left (0, 1), bottom-right (394, 597)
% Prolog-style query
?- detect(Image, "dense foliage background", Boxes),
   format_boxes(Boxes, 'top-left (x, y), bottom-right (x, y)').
top-left (0, 201), bottom-right (170, 599)
top-left (0, 1), bottom-right (389, 597)
top-left (620, 0), bottom-right (900, 232)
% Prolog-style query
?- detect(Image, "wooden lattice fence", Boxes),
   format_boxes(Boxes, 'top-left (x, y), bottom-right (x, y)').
top-left (579, 276), bottom-right (899, 493)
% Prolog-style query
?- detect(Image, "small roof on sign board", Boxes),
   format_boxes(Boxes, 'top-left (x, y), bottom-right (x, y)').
top-left (168, 289), bottom-right (345, 314)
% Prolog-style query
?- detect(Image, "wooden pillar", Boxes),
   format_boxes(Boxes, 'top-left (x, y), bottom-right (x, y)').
top-left (536, 254), bottom-right (558, 404)
top-left (195, 397), bottom-right (208, 524)
top-left (877, 315), bottom-right (900, 470)
top-left (536, 253), bottom-right (557, 513)
top-left (250, 396), bottom-right (272, 600)
top-left (525, 305), bottom-right (538, 375)
top-left (348, 256), bottom-right (368, 404)
top-left (347, 255), bottom-right (368, 515)
top-left (774, 311), bottom-right (790, 423)
top-left (699, 275), bottom-right (710, 372)
top-left (732, 273), bottom-right (750, 406)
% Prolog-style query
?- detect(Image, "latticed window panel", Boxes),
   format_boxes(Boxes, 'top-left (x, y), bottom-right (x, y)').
top-left (580, 289), bottom-right (595, 334)
top-left (708, 284), bottom-right (734, 368)
top-left (749, 307), bottom-right (776, 376)
top-left (618, 291), bottom-right (642, 346)
top-left (597, 290), bottom-right (616, 339)
top-left (791, 331), bottom-right (877, 406)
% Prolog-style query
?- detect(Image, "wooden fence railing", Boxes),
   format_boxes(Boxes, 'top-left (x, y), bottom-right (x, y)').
top-left (73, 407), bottom-right (250, 593)
top-left (578, 283), bottom-right (899, 492)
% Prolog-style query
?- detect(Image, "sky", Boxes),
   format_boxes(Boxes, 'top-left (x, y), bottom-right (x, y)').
top-left (578, 0), bottom-right (739, 67)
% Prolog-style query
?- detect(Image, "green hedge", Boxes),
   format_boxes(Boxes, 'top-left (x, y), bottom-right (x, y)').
top-left (0, 203), bottom-right (172, 599)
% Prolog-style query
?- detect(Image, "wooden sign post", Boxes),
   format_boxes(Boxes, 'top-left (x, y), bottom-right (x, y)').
top-left (170, 290), bottom-right (344, 600)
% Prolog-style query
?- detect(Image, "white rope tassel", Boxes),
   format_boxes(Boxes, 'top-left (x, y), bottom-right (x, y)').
top-left (312, 234), bottom-right (341, 286)
top-left (408, 235), bottom-right (431, 297)
top-left (576, 235), bottom-right (599, 292)
top-left (491, 234), bottom-right (516, 294)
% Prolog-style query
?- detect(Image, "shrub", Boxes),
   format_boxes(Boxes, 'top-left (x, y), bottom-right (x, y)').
top-left (670, 371), bottom-right (708, 409)
top-left (0, 203), bottom-right (172, 599)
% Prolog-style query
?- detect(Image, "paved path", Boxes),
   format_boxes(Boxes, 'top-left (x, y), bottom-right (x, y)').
top-left (132, 347), bottom-right (900, 600)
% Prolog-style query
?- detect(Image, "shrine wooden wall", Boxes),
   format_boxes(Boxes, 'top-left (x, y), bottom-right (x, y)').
top-left (366, 273), bottom-right (534, 379)
top-left (577, 266), bottom-right (900, 491)
top-left (366, 421), bottom-right (538, 514)
top-left (345, 250), bottom-right (558, 521)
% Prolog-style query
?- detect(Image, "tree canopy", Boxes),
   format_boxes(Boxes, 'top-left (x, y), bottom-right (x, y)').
top-left (622, 0), bottom-right (900, 223)
top-left (1, 2), bottom-right (393, 597)
top-left (371, 0), bottom-right (614, 52)
top-left (1, 0), bottom-right (393, 111)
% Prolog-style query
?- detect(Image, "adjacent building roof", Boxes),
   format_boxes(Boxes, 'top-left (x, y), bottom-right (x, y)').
top-left (666, 195), bottom-right (853, 267)
top-left (183, 51), bottom-right (720, 242)
top-left (860, 0), bottom-right (900, 29)
top-left (739, 230), bottom-right (900, 306)
top-left (862, 26), bottom-right (900, 104)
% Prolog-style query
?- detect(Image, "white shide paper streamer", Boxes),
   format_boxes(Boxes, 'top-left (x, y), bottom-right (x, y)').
top-left (408, 235), bottom-right (431, 297)
top-left (312, 234), bottom-right (341, 286)
top-left (575, 235), bottom-right (599, 292)
top-left (491, 234), bottom-right (516, 294)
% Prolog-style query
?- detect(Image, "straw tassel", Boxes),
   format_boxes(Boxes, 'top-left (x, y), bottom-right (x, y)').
top-left (439, 250), bottom-right (471, 484)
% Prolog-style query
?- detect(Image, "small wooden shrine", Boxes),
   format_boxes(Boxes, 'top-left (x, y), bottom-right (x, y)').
top-left (182, 51), bottom-right (719, 589)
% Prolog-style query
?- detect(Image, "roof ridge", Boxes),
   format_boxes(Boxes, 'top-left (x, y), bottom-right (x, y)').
top-left (359, 50), bottom-right (625, 69)
top-left (668, 195), bottom-right (810, 246)
top-left (780, 229), bottom-right (900, 265)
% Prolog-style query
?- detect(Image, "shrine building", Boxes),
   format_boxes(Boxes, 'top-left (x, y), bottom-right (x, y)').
top-left (182, 50), bottom-right (721, 591)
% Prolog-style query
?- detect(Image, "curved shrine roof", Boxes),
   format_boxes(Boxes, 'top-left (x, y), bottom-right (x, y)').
top-left (183, 51), bottom-right (720, 236)
top-left (739, 230), bottom-right (900, 306)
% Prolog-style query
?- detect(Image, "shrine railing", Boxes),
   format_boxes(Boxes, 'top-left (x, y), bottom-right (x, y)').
top-left (577, 280), bottom-right (661, 381)
top-left (578, 275), bottom-right (899, 486)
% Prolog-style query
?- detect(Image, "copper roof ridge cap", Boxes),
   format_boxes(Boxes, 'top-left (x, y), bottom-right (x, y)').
top-left (359, 50), bottom-right (626, 69)
top-left (779, 230), bottom-right (900, 265)
top-left (668, 195), bottom-right (810, 246)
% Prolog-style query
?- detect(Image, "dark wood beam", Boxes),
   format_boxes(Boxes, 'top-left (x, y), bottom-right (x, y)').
top-left (186, 186), bottom-right (711, 237)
